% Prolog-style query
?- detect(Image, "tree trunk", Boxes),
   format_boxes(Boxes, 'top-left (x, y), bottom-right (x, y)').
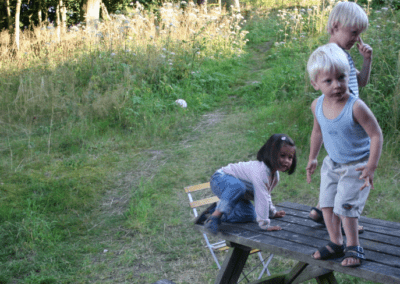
top-left (5, 0), bottom-right (12, 30)
top-left (233, 0), bottom-right (240, 12)
top-left (44, 9), bottom-right (48, 25)
top-left (37, 0), bottom-right (42, 27)
top-left (81, 0), bottom-right (101, 26)
top-left (60, 0), bottom-right (67, 28)
top-left (56, 1), bottom-right (61, 42)
top-left (100, 0), bottom-right (110, 21)
top-left (15, 0), bottom-right (22, 50)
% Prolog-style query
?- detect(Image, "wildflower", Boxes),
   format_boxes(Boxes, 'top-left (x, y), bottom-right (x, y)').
top-left (196, 51), bottom-right (200, 55)
top-left (170, 52), bottom-right (175, 55)
top-left (169, 63), bottom-right (173, 65)
top-left (161, 54), bottom-right (166, 58)
top-left (274, 42), bottom-right (280, 46)
top-left (111, 53), bottom-right (116, 56)
top-left (381, 7), bottom-right (388, 11)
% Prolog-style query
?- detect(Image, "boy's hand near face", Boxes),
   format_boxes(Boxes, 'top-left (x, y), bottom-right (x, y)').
top-left (357, 37), bottom-right (373, 60)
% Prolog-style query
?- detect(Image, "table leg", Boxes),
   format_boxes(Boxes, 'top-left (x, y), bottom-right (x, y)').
top-left (316, 272), bottom-right (338, 284)
top-left (214, 243), bottom-right (251, 284)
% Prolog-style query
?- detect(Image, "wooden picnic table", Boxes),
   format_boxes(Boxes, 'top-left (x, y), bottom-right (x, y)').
top-left (194, 202), bottom-right (400, 284)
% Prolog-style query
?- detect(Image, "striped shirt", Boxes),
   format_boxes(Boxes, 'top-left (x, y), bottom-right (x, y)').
top-left (344, 50), bottom-right (359, 97)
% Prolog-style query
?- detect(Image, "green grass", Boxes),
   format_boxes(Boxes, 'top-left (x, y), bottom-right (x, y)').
top-left (0, 2), bottom-right (399, 283)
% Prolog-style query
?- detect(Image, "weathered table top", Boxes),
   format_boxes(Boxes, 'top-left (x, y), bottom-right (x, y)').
top-left (194, 202), bottom-right (400, 284)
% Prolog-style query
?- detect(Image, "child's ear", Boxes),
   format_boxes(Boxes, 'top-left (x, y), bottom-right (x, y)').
top-left (310, 80), bottom-right (320, 91)
top-left (330, 22), bottom-right (339, 34)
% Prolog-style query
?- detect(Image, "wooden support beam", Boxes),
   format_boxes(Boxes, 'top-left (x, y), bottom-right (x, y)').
top-left (316, 272), bottom-right (338, 284)
top-left (251, 262), bottom-right (335, 284)
top-left (214, 243), bottom-right (251, 284)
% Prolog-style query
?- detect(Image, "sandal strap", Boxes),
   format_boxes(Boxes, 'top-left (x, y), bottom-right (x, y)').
top-left (317, 241), bottom-right (345, 260)
top-left (310, 207), bottom-right (325, 225)
top-left (345, 246), bottom-right (364, 254)
top-left (343, 250), bottom-right (366, 260)
top-left (327, 241), bottom-right (345, 253)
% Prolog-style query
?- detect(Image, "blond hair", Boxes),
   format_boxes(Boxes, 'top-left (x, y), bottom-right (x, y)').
top-left (307, 43), bottom-right (350, 82)
top-left (327, 1), bottom-right (368, 34)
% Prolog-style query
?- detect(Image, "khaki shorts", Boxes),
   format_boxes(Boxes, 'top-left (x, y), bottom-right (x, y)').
top-left (319, 155), bottom-right (370, 218)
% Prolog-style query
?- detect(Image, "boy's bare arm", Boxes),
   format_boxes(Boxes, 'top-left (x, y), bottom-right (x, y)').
top-left (356, 37), bottom-right (373, 88)
top-left (353, 100), bottom-right (383, 190)
top-left (306, 100), bottom-right (323, 184)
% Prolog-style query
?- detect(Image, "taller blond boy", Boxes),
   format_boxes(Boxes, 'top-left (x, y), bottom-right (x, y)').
top-left (328, 1), bottom-right (372, 97)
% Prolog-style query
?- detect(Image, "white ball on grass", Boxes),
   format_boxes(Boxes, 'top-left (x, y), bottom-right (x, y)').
top-left (175, 99), bottom-right (187, 108)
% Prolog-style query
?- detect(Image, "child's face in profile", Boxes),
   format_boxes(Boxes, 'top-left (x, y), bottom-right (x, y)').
top-left (276, 144), bottom-right (295, 172)
top-left (311, 69), bottom-right (350, 101)
top-left (330, 23), bottom-right (362, 50)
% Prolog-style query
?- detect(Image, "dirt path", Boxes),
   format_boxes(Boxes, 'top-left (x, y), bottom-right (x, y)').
top-left (80, 40), bottom-right (275, 283)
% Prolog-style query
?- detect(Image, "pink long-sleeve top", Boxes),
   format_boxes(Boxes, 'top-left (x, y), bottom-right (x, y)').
top-left (221, 160), bottom-right (279, 230)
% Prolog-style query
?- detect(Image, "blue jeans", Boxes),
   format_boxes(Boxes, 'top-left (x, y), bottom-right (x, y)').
top-left (209, 170), bottom-right (256, 223)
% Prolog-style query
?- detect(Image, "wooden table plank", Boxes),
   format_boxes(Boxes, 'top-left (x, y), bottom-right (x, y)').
top-left (279, 201), bottom-right (400, 230)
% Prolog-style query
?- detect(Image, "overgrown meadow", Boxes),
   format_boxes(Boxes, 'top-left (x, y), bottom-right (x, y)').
top-left (0, 0), bottom-right (399, 283)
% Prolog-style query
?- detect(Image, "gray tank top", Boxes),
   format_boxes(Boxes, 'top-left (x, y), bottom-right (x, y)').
top-left (316, 94), bottom-right (370, 163)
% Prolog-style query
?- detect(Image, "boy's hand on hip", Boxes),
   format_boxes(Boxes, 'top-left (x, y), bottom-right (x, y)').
top-left (306, 159), bottom-right (318, 184)
top-left (356, 165), bottom-right (375, 190)
top-left (357, 37), bottom-right (373, 60)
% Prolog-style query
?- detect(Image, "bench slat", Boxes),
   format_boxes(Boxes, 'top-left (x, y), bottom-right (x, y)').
top-left (185, 182), bottom-right (211, 193)
top-left (190, 196), bottom-right (219, 208)
top-left (216, 246), bottom-right (261, 255)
